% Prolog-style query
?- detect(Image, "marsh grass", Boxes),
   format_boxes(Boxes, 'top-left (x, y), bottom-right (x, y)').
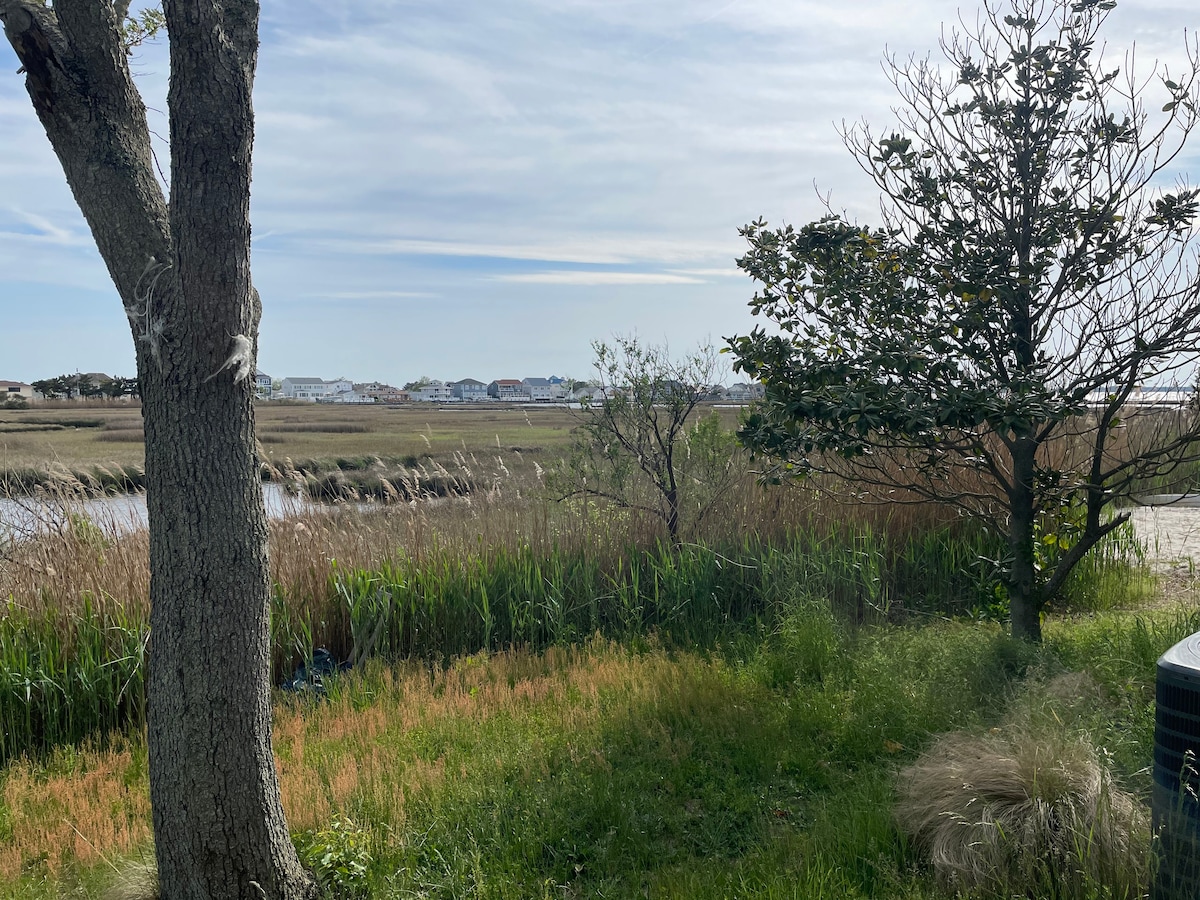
top-left (94, 430), bottom-right (145, 444)
top-left (267, 422), bottom-right (375, 434)
top-left (0, 443), bottom-right (1146, 765)
top-left (0, 596), bottom-right (147, 765)
top-left (0, 403), bottom-right (586, 497)
top-left (0, 599), bottom-right (1187, 899)
top-left (0, 424), bottom-right (67, 434)
top-left (0, 464), bottom-right (145, 498)
top-left (298, 465), bottom-right (473, 503)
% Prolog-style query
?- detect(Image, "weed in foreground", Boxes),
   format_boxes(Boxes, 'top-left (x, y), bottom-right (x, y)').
top-left (895, 725), bottom-right (1149, 899)
top-left (295, 816), bottom-right (372, 899)
top-left (101, 857), bottom-right (158, 900)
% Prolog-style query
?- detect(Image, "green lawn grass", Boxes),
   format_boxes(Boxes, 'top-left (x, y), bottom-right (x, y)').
top-left (0, 584), bottom-right (1183, 899)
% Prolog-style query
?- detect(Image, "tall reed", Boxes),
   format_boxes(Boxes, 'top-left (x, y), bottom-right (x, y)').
top-left (273, 538), bottom-right (773, 678)
top-left (0, 444), bottom-right (1143, 763)
top-left (0, 595), bottom-right (146, 764)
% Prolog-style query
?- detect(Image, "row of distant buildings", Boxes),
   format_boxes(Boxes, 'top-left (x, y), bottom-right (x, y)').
top-left (0, 372), bottom-right (770, 404)
top-left (271, 375), bottom-right (575, 404)
top-left (8, 374), bottom-right (1194, 409)
top-left (270, 375), bottom-right (773, 404)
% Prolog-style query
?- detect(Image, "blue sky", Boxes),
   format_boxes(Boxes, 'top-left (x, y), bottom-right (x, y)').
top-left (1, 0), bottom-right (1197, 387)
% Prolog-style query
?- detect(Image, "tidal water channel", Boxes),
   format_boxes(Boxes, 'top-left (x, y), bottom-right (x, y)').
top-left (0, 482), bottom-right (309, 541)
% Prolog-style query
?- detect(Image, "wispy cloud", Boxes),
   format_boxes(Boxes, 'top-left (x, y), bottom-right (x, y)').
top-left (317, 290), bottom-right (436, 300)
top-left (669, 268), bottom-right (743, 279)
top-left (331, 236), bottom-right (739, 268)
top-left (3, 208), bottom-right (85, 245)
top-left (494, 271), bottom-right (706, 285)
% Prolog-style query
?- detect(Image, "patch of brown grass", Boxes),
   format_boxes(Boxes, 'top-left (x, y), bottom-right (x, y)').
top-left (273, 642), bottom-right (696, 832)
top-left (0, 641), bottom-right (690, 878)
top-left (0, 736), bottom-right (151, 881)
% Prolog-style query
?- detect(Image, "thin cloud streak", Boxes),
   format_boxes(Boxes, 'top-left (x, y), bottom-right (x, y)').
top-left (328, 236), bottom-right (740, 268)
top-left (317, 290), bottom-right (437, 300)
top-left (670, 268), bottom-right (744, 279)
top-left (494, 272), bottom-right (707, 285)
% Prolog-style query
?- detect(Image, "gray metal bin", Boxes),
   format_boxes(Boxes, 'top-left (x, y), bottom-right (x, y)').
top-left (1154, 631), bottom-right (1200, 899)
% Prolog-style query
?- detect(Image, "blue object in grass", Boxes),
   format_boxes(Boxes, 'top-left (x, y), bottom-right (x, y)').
top-left (281, 647), bottom-right (348, 696)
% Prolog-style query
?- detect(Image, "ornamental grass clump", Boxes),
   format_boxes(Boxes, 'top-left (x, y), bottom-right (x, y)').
top-left (101, 858), bottom-right (158, 900)
top-left (894, 725), bottom-right (1149, 899)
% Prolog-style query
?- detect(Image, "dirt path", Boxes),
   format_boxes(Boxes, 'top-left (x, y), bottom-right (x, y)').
top-left (1129, 504), bottom-right (1200, 570)
top-left (1126, 501), bottom-right (1200, 607)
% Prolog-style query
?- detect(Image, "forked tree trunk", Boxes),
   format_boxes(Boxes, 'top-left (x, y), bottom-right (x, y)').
top-left (1, 2), bottom-right (315, 897)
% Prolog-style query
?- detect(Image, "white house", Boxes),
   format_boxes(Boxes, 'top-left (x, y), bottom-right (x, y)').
top-left (522, 377), bottom-right (564, 402)
top-left (0, 380), bottom-right (33, 400)
top-left (1085, 385), bottom-right (1192, 408)
top-left (725, 383), bottom-right (765, 402)
top-left (411, 380), bottom-right (453, 402)
top-left (281, 377), bottom-right (328, 401)
top-left (254, 370), bottom-right (272, 400)
top-left (296, 378), bottom-right (356, 402)
top-left (330, 391), bottom-right (375, 404)
top-left (571, 386), bottom-right (607, 405)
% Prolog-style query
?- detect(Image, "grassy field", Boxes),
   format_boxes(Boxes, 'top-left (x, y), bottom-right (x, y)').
top-left (0, 402), bottom-right (747, 497)
top-left (0, 406), bottom-right (1176, 899)
top-left (0, 402), bottom-right (572, 476)
top-left (0, 597), bottom-right (1181, 899)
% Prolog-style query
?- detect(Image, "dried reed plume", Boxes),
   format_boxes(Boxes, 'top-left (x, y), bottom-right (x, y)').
top-left (102, 858), bottom-right (158, 900)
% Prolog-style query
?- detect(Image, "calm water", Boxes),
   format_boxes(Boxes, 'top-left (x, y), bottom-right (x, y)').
top-left (0, 482), bottom-right (310, 540)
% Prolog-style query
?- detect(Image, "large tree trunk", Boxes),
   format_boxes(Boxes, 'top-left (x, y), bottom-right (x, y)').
top-left (1, 2), bottom-right (315, 897)
top-left (1007, 437), bottom-right (1042, 643)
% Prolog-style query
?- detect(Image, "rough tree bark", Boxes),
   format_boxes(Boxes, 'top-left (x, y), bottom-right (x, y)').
top-left (0, 2), bottom-right (316, 897)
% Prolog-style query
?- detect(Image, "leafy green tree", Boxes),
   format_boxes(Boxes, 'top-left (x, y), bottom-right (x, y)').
top-left (56, 375), bottom-right (77, 399)
top-left (101, 375), bottom-right (139, 400)
top-left (30, 377), bottom-right (64, 400)
top-left (30, 374), bottom-right (89, 400)
top-left (117, 375), bottom-right (141, 400)
top-left (730, 0), bottom-right (1200, 641)
top-left (550, 337), bottom-right (737, 544)
top-left (76, 374), bottom-right (103, 400)
top-left (562, 375), bottom-right (598, 395)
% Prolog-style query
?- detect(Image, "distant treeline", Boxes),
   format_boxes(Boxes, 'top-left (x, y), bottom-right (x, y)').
top-left (29, 373), bottom-right (139, 401)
